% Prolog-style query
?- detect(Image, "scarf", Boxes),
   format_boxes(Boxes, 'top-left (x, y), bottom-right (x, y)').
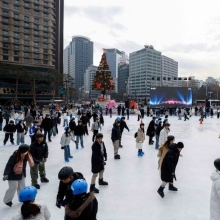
top-left (13, 152), bottom-right (35, 174)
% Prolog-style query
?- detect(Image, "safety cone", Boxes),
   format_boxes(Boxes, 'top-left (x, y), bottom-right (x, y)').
top-left (200, 119), bottom-right (203, 124)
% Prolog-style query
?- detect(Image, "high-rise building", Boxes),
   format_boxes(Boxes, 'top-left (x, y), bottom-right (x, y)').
top-left (161, 55), bottom-right (178, 87)
top-left (83, 64), bottom-right (100, 99)
top-left (129, 45), bottom-right (161, 100)
top-left (105, 49), bottom-right (127, 93)
top-left (0, 0), bottom-right (64, 72)
top-left (118, 63), bottom-right (129, 96)
top-left (63, 36), bottom-right (93, 89)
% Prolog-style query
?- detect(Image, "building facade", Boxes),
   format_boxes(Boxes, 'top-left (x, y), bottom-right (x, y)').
top-left (118, 63), bottom-right (129, 96)
top-left (63, 36), bottom-right (93, 89)
top-left (129, 45), bottom-right (162, 100)
top-left (0, 0), bottom-right (64, 103)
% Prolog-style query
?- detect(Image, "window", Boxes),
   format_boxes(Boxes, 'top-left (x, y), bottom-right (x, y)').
top-left (44, 2), bottom-right (48, 6)
top-left (14, 20), bottom-right (19, 25)
top-left (14, 14), bottom-right (19, 19)
top-left (24, 8), bottom-right (29, 13)
top-left (34, 10), bottom-right (39, 15)
top-left (34, 0), bottom-right (39, 3)
top-left (14, 57), bottom-right (19, 61)
top-left (34, 18), bottom-right (39, 23)
top-left (3, 18), bottom-right (9, 22)
top-left (24, 47), bottom-right (29, 51)
top-left (43, 55), bottom-right (48, 59)
top-left (24, 2), bottom-right (29, 7)
top-left (14, 32), bottom-right (19, 37)
top-left (24, 52), bottom-right (29, 56)
top-left (44, 20), bottom-right (48, 25)
top-left (44, 13), bottom-right (48, 18)
top-left (34, 48), bottom-right (39, 52)
top-left (14, 45), bottom-right (19, 49)
top-left (14, 38), bottom-right (19, 43)
top-left (3, 11), bottom-right (9, 16)
top-left (34, 42), bottom-right (39, 46)
top-left (3, 56), bottom-right (8, 61)
top-left (34, 60), bottom-right (39, 64)
top-left (43, 38), bottom-right (48, 42)
top-left (24, 58), bottom-right (29, 63)
top-left (3, 37), bottom-right (9, 41)
top-left (14, 0), bottom-right (19, 4)
top-left (14, 5), bottom-right (19, 10)
top-left (14, 26), bottom-right (19, 31)
top-left (3, 43), bottom-right (9, 48)
top-left (3, 24), bottom-right (9, 29)
top-left (3, 49), bottom-right (9, 54)
top-left (24, 34), bottom-right (30, 39)
top-left (24, 28), bottom-right (29, 33)
top-left (34, 5), bottom-right (39, 9)
top-left (43, 60), bottom-right (48, 64)
top-left (34, 36), bottom-right (39, 41)
top-left (24, 40), bottom-right (29, 45)
top-left (43, 26), bottom-right (48, 31)
top-left (34, 24), bottom-right (39, 29)
top-left (43, 8), bottom-right (48, 12)
top-left (43, 44), bottom-right (48, 48)
top-left (3, 2), bottom-right (9, 8)
top-left (34, 30), bottom-right (39, 34)
top-left (24, 16), bottom-right (29, 21)
top-left (14, 51), bottom-right (19, 55)
top-left (24, 22), bottom-right (30, 27)
top-left (43, 32), bottom-right (48, 37)
top-left (34, 54), bottom-right (39, 58)
top-left (3, 30), bottom-right (9, 35)
top-left (43, 49), bottom-right (48, 53)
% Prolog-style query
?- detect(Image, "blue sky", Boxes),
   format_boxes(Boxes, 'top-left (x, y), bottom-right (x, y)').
top-left (64, 0), bottom-right (220, 80)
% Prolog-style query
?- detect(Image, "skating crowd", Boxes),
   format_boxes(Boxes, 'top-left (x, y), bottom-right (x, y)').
top-left (0, 104), bottom-right (220, 220)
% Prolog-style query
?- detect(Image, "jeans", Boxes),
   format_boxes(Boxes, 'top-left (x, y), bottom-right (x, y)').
top-left (52, 126), bottom-right (57, 137)
top-left (17, 132), bottom-right (25, 145)
top-left (76, 136), bottom-right (83, 148)
top-left (0, 123), bottom-right (2, 131)
top-left (64, 145), bottom-right (71, 161)
top-left (44, 130), bottom-right (51, 141)
top-left (155, 135), bottom-right (159, 149)
top-left (63, 119), bottom-right (68, 127)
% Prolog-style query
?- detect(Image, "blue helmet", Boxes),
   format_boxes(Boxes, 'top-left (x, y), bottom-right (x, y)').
top-left (19, 186), bottom-right (37, 202)
top-left (71, 179), bottom-right (88, 195)
top-left (70, 116), bottom-right (75, 120)
top-left (64, 126), bottom-right (69, 131)
top-left (116, 117), bottom-right (121, 121)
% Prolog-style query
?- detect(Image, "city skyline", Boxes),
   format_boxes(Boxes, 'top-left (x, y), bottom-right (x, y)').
top-left (63, 0), bottom-right (220, 80)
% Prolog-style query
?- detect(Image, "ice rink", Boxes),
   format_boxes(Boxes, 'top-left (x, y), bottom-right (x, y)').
top-left (0, 114), bottom-right (219, 220)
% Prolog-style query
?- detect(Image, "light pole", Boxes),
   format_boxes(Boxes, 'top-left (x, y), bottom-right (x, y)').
top-left (125, 80), bottom-right (132, 97)
top-left (208, 91), bottom-right (213, 106)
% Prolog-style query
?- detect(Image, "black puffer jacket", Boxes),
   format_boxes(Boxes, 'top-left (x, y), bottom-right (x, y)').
top-left (3, 150), bottom-right (27, 180)
top-left (57, 172), bottom-right (85, 206)
top-left (65, 193), bottom-right (98, 220)
top-left (3, 124), bottom-right (16, 133)
top-left (80, 116), bottom-right (89, 125)
top-left (111, 124), bottom-right (121, 142)
top-left (16, 122), bottom-right (27, 133)
top-left (69, 121), bottom-right (76, 132)
top-left (120, 120), bottom-right (129, 133)
top-left (30, 141), bottom-right (48, 164)
top-left (41, 118), bottom-right (53, 130)
top-left (74, 125), bottom-right (84, 136)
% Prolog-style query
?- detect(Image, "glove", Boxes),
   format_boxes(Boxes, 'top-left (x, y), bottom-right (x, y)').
top-left (61, 146), bottom-right (64, 149)
top-left (56, 200), bottom-right (62, 209)
top-left (172, 173), bottom-right (177, 181)
top-left (104, 157), bottom-right (107, 161)
top-left (44, 158), bottom-right (47, 162)
top-left (3, 175), bottom-right (8, 181)
top-left (103, 161), bottom-right (106, 166)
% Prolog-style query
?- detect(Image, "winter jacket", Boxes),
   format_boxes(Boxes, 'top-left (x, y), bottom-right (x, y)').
top-left (60, 133), bottom-right (75, 147)
top-left (69, 121), bottom-right (76, 132)
top-left (91, 141), bottom-right (107, 173)
top-left (74, 125), bottom-right (84, 136)
top-left (210, 170), bottom-right (220, 220)
top-left (111, 124), bottom-right (121, 142)
top-left (16, 122), bottom-right (27, 133)
top-left (65, 193), bottom-right (98, 220)
top-left (158, 128), bottom-right (170, 146)
top-left (136, 128), bottom-right (145, 143)
top-left (80, 116), bottom-right (89, 125)
top-left (3, 150), bottom-right (27, 180)
top-left (24, 115), bottom-right (34, 125)
top-left (3, 124), bottom-right (16, 133)
top-left (57, 172), bottom-right (84, 206)
top-left (156, 124), bottom-right (163, 136)
top-left (92, 122), bottom-right (100, 131)
top-left (161, 144), bottom-right (180, 183)
top-left (29, 125), bottom-right (40, 138)
top-left (146, 120), bottom-right (155, 137)
top-left (99, 115), bottom-right (104, 124)
top-left (2, 112), bottom-right (10, 119)
top-left (11, 201), bottom-right (51, 220)
top-left (157, 143), bottom-right (169, 171)
top-left (41, 118), bottom-right (53, 130)
top-left (30, 141), bottom-right (48, 164)
top-left (120, 120), bottom-right (129, 133)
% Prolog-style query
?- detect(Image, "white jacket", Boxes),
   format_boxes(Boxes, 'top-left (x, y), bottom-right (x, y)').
top-left (158, 128), bottom-right (169, 146)
top-left (11, 201), bottom-right (51, 220)
top-left (210, 170), bottom-right (220, 220)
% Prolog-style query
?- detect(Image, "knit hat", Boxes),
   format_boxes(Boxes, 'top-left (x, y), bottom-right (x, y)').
top-left (164, 123), bottom-right (170, 127)
top-left (121, 116), bottom-right (125, 119)
top-left (167, 135), bottom-right (175, 141)
top-left (9, 120), bottom-right (14, 124)
top-left (176, 142), bottom-right (184, 148)
top-left (18, 144), bottom-right (30, 153)
top-left (35, 133), bottom-right (44, 138)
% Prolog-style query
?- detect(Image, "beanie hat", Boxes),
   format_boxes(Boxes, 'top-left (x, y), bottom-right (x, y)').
top-left (176, 142), bottom-right (184, 148)
top-left (18, 144), bottom-right (30, 153)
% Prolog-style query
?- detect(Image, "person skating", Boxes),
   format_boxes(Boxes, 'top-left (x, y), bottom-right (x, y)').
top-left (135, 123), bottom-right (145, 156)
top-left (64, 179), bottom-right (98, 220)
top-left (3, 120), bottom-right (16, 146)
top-left (3, 144), bottom-right (34, 207)
top-left (157, 142), bottom-right (184, 198)
top-left (60, 127), bottom-right (74, 162)
top-left (41, 114), bottom-right (53, 142)
top-left (16, 119), bottom-right (27, 145)
top-left (119, 116), bottom-right (130, 148)
top-left (111, 119), bottom-right (121, 159)
top-left (146, 117), bottom-right (156, 145)
top-left (2, 110), bottom-right (10, 125)
top-left (29, 120), bottom-right (40, 142)
top-left (126, 108), bottom-right (130, 120)
top-left (74, 120), bottom-right (84, 149)
top-left (90, 133), bottom-right (108, 194)
top-left (0, 110), bottom-right (3, 131)
top-left (105, 106), bottom-right (108, 115)
top-left (69, 117), bottom-right (76, 142)
top-left (158, 123), bottom-right (170, 147)
top-left (109, 107), bottom-right (112, 118)
top-left (117, 104), bottom-right (121, 116)
top-left (210, 158), bottom-right (220, 220)
top-left (12, 186), bottom-right (51, 220)
top-left (121, 105), bottom-right (125, 116)
top-left (51, 114), bottom-right (58, 137)
top-left (155, 120), bottom-right (163, 150)
top-left (56, 166), bottom-right (84, 208)
top-left (30, 133), bottom-right (49, 189)
top-left (99, 113), bottom-right (104, 127)
top-left (92, 111), bottom-right (98, 122)
top-left (91, 117), bottom-right (101, 142)
top-left (80, 112), bottom-right (89, 135)
top-left (183, 109), bottom-right (189, 121)
top-left (157, 135), bottom-right (175, 172)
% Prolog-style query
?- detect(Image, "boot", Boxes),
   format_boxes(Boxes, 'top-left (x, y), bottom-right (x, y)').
top-left (40, 177), bottom-right (49, 183)
top-left (33, 184), bottom-right (40, 189)
top-left (90, 184), bottom-right (99, 193)
top-left (169, 183), bottom-right (178, 191)
top-left (119, 145), bottom-right (123, 148)
top-left (99, 178), bottom-right (108, 185)
top-left (5, 201), bottom-right (12, 207)
top-left (157, 186), bottom-right (165, 198)
top-left (141, 150), bottom-right (144, 155)
top-left (114, 154), bottom-right (120, 159)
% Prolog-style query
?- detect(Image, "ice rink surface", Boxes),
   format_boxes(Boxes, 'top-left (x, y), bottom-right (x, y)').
top-left (0, 114), bottom-right (219, 220)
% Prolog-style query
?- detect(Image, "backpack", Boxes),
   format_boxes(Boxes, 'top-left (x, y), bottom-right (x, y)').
top-left (134, 132), bottom-right (137, 138)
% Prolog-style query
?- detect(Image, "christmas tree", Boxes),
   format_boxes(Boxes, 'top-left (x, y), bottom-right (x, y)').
top-left (92, 49), bottom-right (115, 97)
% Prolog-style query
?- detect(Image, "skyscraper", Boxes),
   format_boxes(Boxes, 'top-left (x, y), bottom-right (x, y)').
top-left (63, 36), bottom-right (93, 89)
top-left (118, 63), bottom-right (129, 96)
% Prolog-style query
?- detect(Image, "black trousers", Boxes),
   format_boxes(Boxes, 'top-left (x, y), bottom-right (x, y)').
top-left (4, 133), bottom-right (14, 144)
top-left (149, 136), bottom-right (153, 144)
top-left (92, 130), bottom-right (98, 142)
top-left (83, 125), bottom-right (88, 135)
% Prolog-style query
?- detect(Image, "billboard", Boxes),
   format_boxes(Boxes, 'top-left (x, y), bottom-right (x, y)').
top-left (150, 87), bottom-right (192, 107)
